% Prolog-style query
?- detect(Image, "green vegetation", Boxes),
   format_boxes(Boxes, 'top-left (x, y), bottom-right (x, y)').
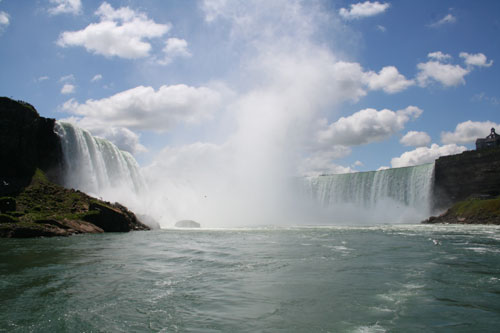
top-left (448, 196), bottom-right (500, 219)
top-left (425, 195), bottom-right (500, 225)
top-left (0, 169), bottom-right (104, 236)
top-left (0, 168), bottom-right (148, 237)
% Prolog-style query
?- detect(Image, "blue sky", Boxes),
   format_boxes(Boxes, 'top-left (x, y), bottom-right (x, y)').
top-left (1, 0), bottom-right (499, 174)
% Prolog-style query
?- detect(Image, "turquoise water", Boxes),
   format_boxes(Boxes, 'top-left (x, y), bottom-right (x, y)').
top-left (1, 225), bottom-right (500, 332)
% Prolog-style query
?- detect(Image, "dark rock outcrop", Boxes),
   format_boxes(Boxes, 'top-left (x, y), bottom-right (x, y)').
top-left (0, 97), bottom-right (63, 196)
top-left (83, 202), bottom-right (148, 232)
top-left (433, 147), bottom-right (500, 211)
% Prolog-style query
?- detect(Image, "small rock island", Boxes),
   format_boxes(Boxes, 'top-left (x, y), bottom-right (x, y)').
top-left (175, 220), bottom-right (201, 228)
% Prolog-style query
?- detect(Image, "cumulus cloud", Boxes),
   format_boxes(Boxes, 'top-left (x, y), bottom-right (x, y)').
top-left (159, 37), bottom-right (192, 65)
top-left (339, 1), bottom-right (390, 20)
top-left (57, 2), bottom-right (170, 59)
top-left (61, 83), bottom-right (75, 94)
top-left (416, 60), bottom-right (469, 87)
top-left (60, 84), bottom-right (222, 132)
top-left (400, 131), bottom-right (431, 147)
top-left (429, 13), bottom-right (456, 27)
top-left (48, 0), bottom-right (82, 15)
top-left (364, 66), bottom-right (415, 94)
top-left (459, 52), bottom-right (493, 68)
top-left (91, 74), bottom-right (102, 82)
top-left (441, 120), bottom-right (500, 144)
top-left (417, 51), bottom-right (493, 87)
top-left (317, 106), bottom-right (423, 146)
top-left (391, 144), bottom-right (467, 168)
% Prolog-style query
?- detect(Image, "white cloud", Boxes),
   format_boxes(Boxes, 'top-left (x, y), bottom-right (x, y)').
top-left (429, 13), bottom-right (456, 27)
top-left (159, 37), bottom-right (192, 65)
top-left (441, 120), bottom-right (500, 144)
top-left (60, 84), bottom-right (222, 131)
top-left (0, 10), bottom-right (9, 25)
top-left (61, 83), bottom-right (75, 94)
top-left (0, 10), bottom-right (9, 33)
top-left (37, 76), bottom-right (50, 82)
top-left (428, 51), bottom-right (451, 62)
top-left (376, 25), bottom-right (386, 32)
top-left (364, 66), bottom-right (415, 94)
top-left (91, 74), bottom-right (102, 82)
top-left (57, 2), bottom-right (170, 59)
top-left (416, 60), bottom-right (469, 87)
top-left (339, 1), bottom-right (390, 20)
top-left (391, 144), bottom-right (467, 168)
top-left (318, 106), bottom-right (423, 146)
top-left (417, 51), bottom-right (493, 87)
top-left (352, 160), bottom-right (364, 167)
top-left (459, 52), bottom-right (493, 68)
top-left (48, 0), bottom-right (82, 15)
top-left (400, 131), bottom-right (431, 147)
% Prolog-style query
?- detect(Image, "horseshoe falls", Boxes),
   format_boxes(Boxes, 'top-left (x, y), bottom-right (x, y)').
top-left (54, 121), bottom-right (146, 207)
top-left (53, 121), bottom-right (437, 226)
top-left (302, 163), bottom-right (435, 224)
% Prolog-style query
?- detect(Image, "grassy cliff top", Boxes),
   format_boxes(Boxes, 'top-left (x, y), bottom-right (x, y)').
top-left (448, 196), bottom-right (500, 219)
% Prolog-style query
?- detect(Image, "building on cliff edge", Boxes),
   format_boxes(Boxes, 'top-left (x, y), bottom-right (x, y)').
top-left (476, 128), bottom-right (500, 150)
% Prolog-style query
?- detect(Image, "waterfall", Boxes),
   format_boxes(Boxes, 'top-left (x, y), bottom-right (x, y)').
top-left (54, 122), bottom-right (146, 199)
top-left (302, 163), bottom-right (435, 223)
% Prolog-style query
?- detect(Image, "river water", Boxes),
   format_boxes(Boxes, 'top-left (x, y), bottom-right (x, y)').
top-left (1, 225), bottom-right (500, 332)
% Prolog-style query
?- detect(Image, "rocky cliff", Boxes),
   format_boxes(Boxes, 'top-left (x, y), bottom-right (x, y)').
top-left (433, 147), bottom-right (500, 211)
top-left (0, 97), bottom-right (63, 196)
top-left (0, 97), bottom-right (150, 237)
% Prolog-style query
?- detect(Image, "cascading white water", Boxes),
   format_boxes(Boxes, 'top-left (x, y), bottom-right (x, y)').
top-left (54, 122), bottom-right (146, 199)
top-left (301, 163), bottom-right (435, 223)
top-left (54, 120), bottom-right (436, 226)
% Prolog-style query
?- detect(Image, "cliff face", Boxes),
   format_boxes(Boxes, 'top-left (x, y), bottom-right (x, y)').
top-left (0, 97), bottom-right (63, 195)
top-left (433, 147), bottom-right (500, 211)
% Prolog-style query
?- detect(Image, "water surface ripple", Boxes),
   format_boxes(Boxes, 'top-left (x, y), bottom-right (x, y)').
top-left (1, 225), bottom-right (500, 332)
